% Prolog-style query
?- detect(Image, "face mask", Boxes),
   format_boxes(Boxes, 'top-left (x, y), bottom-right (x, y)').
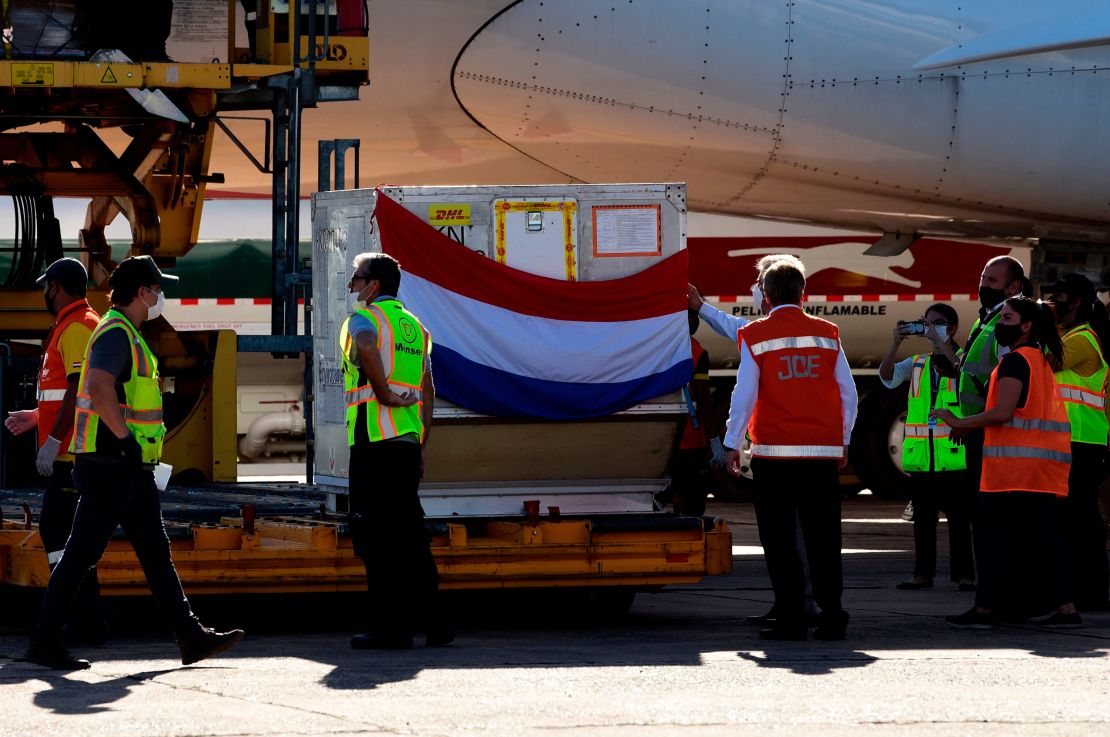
top-left (979, 286), bottom-right (1005, 310)
top-left (145, 288), bottom-right (165, 321)
top-left (993, 322), bottom-right (1025, 348)
top-left (933, 326), bottom-right (948, 342)
top-left (348, 283), bottom-right (372, 311)
top-left (751, 284), bottom-right (765, 315)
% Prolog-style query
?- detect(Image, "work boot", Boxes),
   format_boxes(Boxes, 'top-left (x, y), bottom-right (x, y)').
top-left (177, 627), bottom-right (245, 665)
top-left (20, 641), bottom-right (91, 670)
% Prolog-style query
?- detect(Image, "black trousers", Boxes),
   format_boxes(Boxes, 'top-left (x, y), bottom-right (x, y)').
top-left (1064, 442), bottom-right (1110, 608)
top-left (751, 458), bottom-right (843, 627)
top-left (348, 440), bottom-right (444, 637)
top-left (976, 491), bottom-right (1074, 613)
top-left (32, 458), bottom-right (200, 646)
top-left (39, 460), bottom-right (104, 630)
top-left (907, 471), bottom-right (976, 582)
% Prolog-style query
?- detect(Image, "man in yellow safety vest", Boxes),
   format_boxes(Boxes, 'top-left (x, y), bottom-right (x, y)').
top-left (21, 256), bottom-right (244, 671)
top-left (341, 252), bottom-right (451, 650)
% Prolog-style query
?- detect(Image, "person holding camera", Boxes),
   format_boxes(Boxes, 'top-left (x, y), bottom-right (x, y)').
top-left (880, 304), bottom-right (976, 591)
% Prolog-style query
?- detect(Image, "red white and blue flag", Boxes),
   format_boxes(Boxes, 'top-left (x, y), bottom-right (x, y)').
top-left (373, 192), bottom-right (691, 419)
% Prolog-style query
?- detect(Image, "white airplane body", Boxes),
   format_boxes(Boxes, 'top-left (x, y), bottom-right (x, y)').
top-left (206, 0), bottom-right (1110, 244)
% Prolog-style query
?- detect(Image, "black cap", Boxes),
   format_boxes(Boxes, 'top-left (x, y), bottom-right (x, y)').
top-left (108, 255), bottom-right (179, 293)
top-left (36, 257), bottom-right (88, 293)
top-left (1044, 272), bottom-right (1096, 305)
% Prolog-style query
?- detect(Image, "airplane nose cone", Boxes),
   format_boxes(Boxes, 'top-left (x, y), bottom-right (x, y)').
top-left (453, 0), bottom-right (786, 201)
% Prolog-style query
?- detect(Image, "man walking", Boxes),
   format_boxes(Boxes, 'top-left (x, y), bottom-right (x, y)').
top-left (342, 252), bottom-right (451, 649)
top-left (22, 256), bottom-right (244, 670)
top-left (723, 257), bottom-right (858, 640)
top-left (5, 258), bottom-right (106, 644)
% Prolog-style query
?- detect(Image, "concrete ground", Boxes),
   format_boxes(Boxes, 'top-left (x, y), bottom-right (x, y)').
top-left (1, 495), bottom-right (1108, 736)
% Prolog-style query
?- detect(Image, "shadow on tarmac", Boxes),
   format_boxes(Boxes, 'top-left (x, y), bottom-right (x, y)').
top-left (1, 497), bottom-right (1107, 699)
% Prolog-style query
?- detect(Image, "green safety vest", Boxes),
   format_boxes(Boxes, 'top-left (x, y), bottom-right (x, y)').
top-left (1055, 324), bottom-right (1109, 445)
top-left (340, 299), bottom-right (429, 445)
top-left (903, 354), bottom-right (966, 473)
top-left (71, 309), bottom-right (165, 464)
top-left (958, 308), bottom-right (1001, 416)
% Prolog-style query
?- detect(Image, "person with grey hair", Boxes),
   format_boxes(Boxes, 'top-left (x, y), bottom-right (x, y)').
top-left (688, 253), bottom-right (819, 628)
top-left (722, 257), bottom-right (858, 641)
top-left (340, 251), bottom-right (453, 650)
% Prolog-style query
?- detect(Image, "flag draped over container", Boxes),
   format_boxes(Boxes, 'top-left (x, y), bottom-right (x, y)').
top-left (372, 191), bottom-right (691, 419)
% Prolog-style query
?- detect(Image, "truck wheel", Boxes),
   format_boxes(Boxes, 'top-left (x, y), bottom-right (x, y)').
top-left (851, 388), bottom-right (911, 500)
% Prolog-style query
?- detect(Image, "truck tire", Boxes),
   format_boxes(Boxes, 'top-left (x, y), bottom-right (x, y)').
top-left (850, 386), bottom-right (912, 500)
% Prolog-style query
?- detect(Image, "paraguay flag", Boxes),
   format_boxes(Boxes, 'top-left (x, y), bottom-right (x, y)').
top-left (373, 191), bottom-right (692, 420)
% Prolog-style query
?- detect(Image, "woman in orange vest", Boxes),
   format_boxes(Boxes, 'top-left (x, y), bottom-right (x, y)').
top-left (934, 296), bottom-right (1081, 629)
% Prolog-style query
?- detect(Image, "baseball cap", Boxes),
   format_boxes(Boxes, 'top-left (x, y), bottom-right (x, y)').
top-left (36, 258), bottom-right (89, 293)
top-left (1043, 272), bottom-right (1096, 304)
top-left (108, 255), bottom-right (179, 293)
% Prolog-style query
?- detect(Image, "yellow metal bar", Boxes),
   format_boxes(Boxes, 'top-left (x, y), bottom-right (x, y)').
top-left (0, 519), bottom-right (732, 595)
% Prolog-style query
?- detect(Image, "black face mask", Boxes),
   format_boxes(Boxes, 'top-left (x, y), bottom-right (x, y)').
top-left (979, 286), bottom-right (1006, 310)
top-left (993, 322), bottom-right (1025, 348)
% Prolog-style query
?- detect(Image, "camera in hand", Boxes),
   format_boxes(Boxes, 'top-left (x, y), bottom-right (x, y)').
top-left (898, 320), bottom-right (928, 336)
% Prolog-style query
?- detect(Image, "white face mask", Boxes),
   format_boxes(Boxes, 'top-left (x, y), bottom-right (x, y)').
top-left (348, 283), bottom-right (372, 311)
top-left (145, 288), bottom-right (165, 321)
top-left (934, 325), bottom-right (949, 342)
top-left (751, 284), bottom-right (765, 315)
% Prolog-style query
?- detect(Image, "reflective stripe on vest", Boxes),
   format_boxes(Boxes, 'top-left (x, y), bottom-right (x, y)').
top-left (983, 446), bottom-right (1072, 463)
top-left (747, 335), bottom-right (840, 356)
top-left (37, 389), bottom-right (67, 402)
top-left (340, 299), bottom-right (429, 444)
top-left (749, 443), bottom-right (844, 458)
top-left (903, 353), bottom-right (966, 473)
top-left (904, 424), bottom-right (952, 438)
top-left (1055, 325), bottom-right (1110, 445)
top-left (71, 310), bottom-right (165, 464)
top-left (981, 346), bottom-right (1071, 496)
top-left (958, 310), bottom-right (1000, 416)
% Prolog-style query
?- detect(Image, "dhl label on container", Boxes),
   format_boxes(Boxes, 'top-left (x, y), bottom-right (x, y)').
top-left (12, 63), bottom-right (54, 86)
top-left (428, 204), bottom-right (471, 227)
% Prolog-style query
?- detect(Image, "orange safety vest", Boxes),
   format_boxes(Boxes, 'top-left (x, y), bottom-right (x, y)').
top-left (679, 338), bottom-right (708, 450)
top-left (36, 299), bottom-right (100, 452)
top-left (739, 306), bottom-right (845, 459)
top-left (981, 346), bottom-right (1072, 496)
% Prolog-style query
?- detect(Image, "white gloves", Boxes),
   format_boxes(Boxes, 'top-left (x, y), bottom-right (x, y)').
top-left (36, 436), bottom-right (62, 476)
top-left (709, 437), bottom-right (726, 467)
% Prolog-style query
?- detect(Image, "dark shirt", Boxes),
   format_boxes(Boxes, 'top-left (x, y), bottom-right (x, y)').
top-left (83, 327), bottom-right (134, 458)
top-left (996, 351), bottom-right (1031, 410)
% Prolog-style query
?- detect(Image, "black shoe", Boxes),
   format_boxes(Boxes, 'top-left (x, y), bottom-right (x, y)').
top-left (745, 606), bottom-right (778, 625)
top-left (946, 608), bottom-right (994, 629)
top-left (758, 625), bottom-right (808, 641)
top-left (426, 629), bottom-right (456, 647)
top-left (350, 632), bottom-right (414, 650)
top-left (178, 627), bottom-right (245, 665)
top-left (957, 580), bottom-right (978, 593)
top-left (813, 610), bottom-right (849, 640)
top-left (895, 578), bottom-right (933, 590)
top-left (19, 642), bottom-right (91, 670)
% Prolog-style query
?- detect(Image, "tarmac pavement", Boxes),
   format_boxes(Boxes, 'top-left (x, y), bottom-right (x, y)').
top-left (1, 495), bottom-right (1108, 736)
